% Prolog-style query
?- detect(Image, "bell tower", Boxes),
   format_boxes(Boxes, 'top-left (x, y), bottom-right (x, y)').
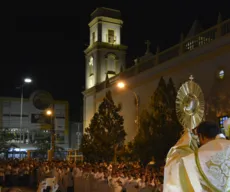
top-left (84, 7), bottom-right (127, 89)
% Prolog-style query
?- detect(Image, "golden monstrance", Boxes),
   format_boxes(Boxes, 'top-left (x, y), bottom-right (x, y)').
top-left (176, 75), bottom-right (205, 130)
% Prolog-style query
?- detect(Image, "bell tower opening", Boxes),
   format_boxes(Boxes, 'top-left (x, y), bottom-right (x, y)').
top-left (107, 29), bottom-right (116, 44)
top-left (83, 7), bottom-right (128, 139)
top-left (84, 7), bottom-right (127, 88)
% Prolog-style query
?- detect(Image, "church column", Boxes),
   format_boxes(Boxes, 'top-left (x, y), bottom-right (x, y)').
top-left (98, 23), bottom-right (102, 42)
top-left (105, 56), bottom-right (108, 73)
top-left (93, 93), bottom-right (97, 114)
top-left (96, 53), bottom-right (100, 84)
top-left (83, 97), bottom-right (86, 132)
top-left (115, 59), bottom-right (119, 74)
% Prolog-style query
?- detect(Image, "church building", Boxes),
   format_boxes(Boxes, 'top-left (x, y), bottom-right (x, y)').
top-left (83, 7), bottom-right (230, 142)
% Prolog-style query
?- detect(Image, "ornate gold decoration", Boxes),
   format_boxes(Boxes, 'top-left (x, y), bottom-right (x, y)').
top-left (176, 75), bottom-right (205, 129)
top-left (195, 146), bottom-right (230, 192)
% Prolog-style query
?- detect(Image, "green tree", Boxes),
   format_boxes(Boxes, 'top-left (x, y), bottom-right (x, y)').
top-left (207, 91), bottom-right (230, 119)
top-left (81, 90), bottom-right (126, 162)
top-left (133, 77), bottom-right (183, 165)
top-left (33, 131), bottom-right (65, 159)
top-left (151, 77), bottom-right (182, 164)
top-left (33, 132), bottom-right (50, 158)
top-left (0, 129), bottom-right (18, 158)
top-left (133, 110), bottom-right (156, 165)
top-left (206, 77), bottom-right (230, 119)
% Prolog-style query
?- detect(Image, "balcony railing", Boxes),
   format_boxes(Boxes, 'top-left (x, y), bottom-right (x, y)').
top-left (93, 19), bottom-right (230, 93)
top-left (157, 19), bottom-right (229, 65)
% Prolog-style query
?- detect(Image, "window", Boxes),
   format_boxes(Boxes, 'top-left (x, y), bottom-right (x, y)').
top-left (108, 30), bottom-right (115, 43)
top-left (107, 54), bottom-right (116, 72)
top-left (92, 32), bottom-right (95, 43)
top-left (89, 56), bottom-right (93, 76)
top-left (219, 70), bottom-right (224, 79)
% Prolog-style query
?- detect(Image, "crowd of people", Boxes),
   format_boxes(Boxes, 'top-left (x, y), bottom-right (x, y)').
top-left (0, 120), bottom-right (229, 191)
top-left (0, 159), bottom-right (164, 192)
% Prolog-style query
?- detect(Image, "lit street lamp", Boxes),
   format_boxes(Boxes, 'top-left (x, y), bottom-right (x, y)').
top-left (24, 78), bottom-right (32, 83)
top-left (19, 78), bottom-right (32, 153)
top-left (117, 81), bottom-right (140, 132)
top-left (45, 108), bottom-right (55, 159)
top-left (46, 109), bottom-right (52, 116)
top-left (117, 82), bottom-right (125, 89)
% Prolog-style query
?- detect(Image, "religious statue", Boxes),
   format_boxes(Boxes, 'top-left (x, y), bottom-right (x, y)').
top-left (145, 40), bottom-right (151, 55)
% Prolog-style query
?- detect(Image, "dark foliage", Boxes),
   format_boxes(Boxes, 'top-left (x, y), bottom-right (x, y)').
top-left (133, 77), bottom-right (183, 165)
top-left (81, 90), bottom-right (126, 162)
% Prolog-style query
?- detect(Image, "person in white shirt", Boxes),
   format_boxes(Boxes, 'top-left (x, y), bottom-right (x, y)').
top-left (63, 167), bottom-right (74, 192)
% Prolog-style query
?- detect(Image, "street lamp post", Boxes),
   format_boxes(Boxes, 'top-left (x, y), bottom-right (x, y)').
top-left (117, 82), bottom-right (140, 132)
top-left (46, 108), bottom-right (55, 158)
top-left (19, 78), bottom-right (32, 157)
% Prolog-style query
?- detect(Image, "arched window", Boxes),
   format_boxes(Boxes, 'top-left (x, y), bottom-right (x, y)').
top-left (108, 54), bottom-right (116, 72)
top-left (89, 56), bottom-right (94, 76)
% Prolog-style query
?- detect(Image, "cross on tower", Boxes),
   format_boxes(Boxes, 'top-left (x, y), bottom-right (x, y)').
top-left (145, 40), bottom-right (151, 54)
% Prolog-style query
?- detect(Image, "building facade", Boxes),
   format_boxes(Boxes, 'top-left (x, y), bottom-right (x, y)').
top-left (0, 90), bottom-right (69, 156)
top-left (83, 7), bottom-right (230, 142)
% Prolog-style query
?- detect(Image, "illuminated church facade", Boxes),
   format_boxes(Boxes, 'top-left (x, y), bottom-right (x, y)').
top-left (83, 7), bottom-right (230, 142)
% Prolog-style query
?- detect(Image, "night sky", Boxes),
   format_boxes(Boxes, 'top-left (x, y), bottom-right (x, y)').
top-left (3, 1), bottom-right (230, 121)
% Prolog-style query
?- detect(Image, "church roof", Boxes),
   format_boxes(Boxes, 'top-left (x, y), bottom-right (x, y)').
top-left (186, 20), bottom-right (203, 39)
top-left (91, 7), bottom-right (121, 20)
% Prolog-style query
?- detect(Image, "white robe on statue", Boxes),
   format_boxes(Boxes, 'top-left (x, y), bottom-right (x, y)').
top-left (163, 131), bottom-right (230, 192)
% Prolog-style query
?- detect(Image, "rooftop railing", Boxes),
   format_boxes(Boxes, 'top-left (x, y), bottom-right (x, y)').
top-left (93, 19), bottom-right (230, 93)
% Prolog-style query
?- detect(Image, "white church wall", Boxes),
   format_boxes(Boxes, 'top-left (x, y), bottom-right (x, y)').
top-left (83, 8), bottom-right (230, 142)
top-left (93, 39), bottom-right (230, 142)
top-left (84, 94), bottom-right (95, 129)
top-left (89, 23), bottom-right (98, 45)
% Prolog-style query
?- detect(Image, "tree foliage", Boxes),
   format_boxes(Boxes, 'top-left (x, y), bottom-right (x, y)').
top-left (133, 77), bottom-right (183, 165)
top-left (81, 90), bottom-right (126, 162)
top-left (33, 132), bottom-right (50, 158)
top-left (33, 131), bottom-right (65, 159)
top-left (206, 91), bottom-right (230, 119)
top-left (206, 77), bottom-right (230, 119)
top-left (0, 129), bottom-right (18, 154)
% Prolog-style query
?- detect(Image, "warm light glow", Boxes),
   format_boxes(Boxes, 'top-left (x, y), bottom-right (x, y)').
top-left (24, 78), bottom-right (32, 83)
top-left (117, 82), bottom-right (126, 89)
top-left (46, 110), bottom-right (52, 116)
